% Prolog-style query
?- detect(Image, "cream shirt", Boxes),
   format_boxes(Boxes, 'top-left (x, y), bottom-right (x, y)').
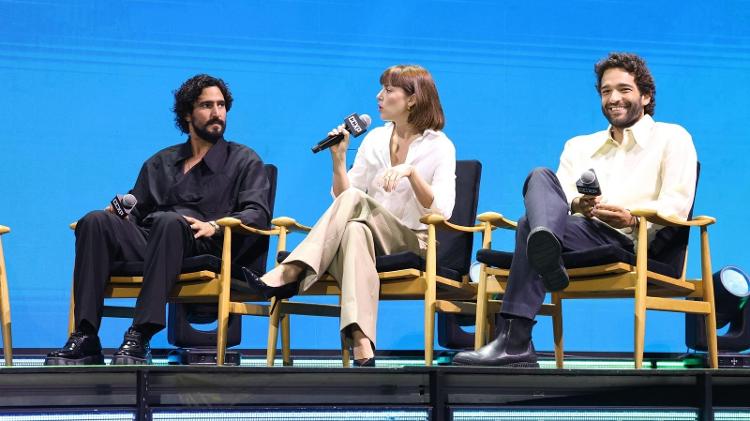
top-left (556, 114), bottom-right (698, 243)
top-left (341, 123), bottom-right (456, 231)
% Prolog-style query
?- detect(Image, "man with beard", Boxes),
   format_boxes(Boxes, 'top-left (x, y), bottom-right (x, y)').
top-left (453, 52), bottom-right (697, 367)
top-left (45, 74), bottom-right (271, 365)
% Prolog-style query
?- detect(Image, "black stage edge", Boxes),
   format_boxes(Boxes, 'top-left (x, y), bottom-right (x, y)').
top-left (0, 366), bottom-right (748, 420)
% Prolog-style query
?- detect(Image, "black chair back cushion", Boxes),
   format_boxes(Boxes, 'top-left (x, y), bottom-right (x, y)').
top-left (373, 160), bottom-right (482, 280)
top-left (232, 164), bottom-right (278, 276)
top-left (435, 160), bottom-right (482, 276)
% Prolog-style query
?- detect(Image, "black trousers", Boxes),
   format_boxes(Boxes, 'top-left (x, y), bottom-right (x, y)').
top-left (500, 168), bottom-right (635, 319)
top-left (73, 210), bottom-right (220, 335)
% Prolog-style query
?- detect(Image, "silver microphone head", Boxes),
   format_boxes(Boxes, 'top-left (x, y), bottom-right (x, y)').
top-left (580, 169), bottom-right (596, 184)
top-left (359, 114), bottom-right (372, 129)
top-left (122, 194), bottom-right (137, 209)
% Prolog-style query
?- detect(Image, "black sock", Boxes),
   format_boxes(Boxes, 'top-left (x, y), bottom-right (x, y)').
top-left (131, 323), bottom-right (160, 341)
top-left (78, 320), bottom-right (97, 335)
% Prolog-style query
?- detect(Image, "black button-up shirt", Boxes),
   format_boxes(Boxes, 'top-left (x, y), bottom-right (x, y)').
top-left (129, 138), bottom-right (271, 231)
top-left (127, 138), bottom-right (272, 272)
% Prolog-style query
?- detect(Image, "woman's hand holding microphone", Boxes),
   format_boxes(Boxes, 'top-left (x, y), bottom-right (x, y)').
top-left (328, 124), bottom-right (350, 164)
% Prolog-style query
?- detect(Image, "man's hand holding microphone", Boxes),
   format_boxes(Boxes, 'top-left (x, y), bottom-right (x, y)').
top-left (572, 169), bottom-right (636, 230)
top-left (106, 193), bottom-right (219, 238)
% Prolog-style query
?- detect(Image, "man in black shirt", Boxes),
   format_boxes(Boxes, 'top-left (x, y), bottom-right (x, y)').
top-left (45, 74), bottom-right (271, 365)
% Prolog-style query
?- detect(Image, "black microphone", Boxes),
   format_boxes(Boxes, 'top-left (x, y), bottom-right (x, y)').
top-left (111, 194), bottom-right (137, 219)
top-left (311, 113), bottom-right (372, 153)
top-left (576, 169), bottom-right (601, 196)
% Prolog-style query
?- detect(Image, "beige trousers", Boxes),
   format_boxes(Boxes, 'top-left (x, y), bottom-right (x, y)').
top-left (283, 188), bottom-right (423, 345)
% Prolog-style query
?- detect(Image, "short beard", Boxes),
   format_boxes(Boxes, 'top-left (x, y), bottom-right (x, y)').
top-left (602, 101), bottom-right (644, 129)
top-left (192, 119), bottom-right (225, 144)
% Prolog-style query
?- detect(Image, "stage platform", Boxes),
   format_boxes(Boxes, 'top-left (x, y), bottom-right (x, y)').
top-left (0, 353), bottom-right (749, 421)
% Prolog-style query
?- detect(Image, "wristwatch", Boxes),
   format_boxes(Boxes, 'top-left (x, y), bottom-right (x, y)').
top-left (207, 220), bottom-right (221, 236)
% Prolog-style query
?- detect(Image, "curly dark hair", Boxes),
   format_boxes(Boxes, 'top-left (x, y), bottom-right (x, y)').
top-left (594, 53), bottom-right (655, 116)
top-left (173, 74), bottom-right (233, 134)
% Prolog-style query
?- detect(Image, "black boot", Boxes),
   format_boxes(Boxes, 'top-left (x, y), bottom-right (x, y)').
top-left (452, 316), bottom-right (539, 367)
top-left (110, 327), bottom-right (152, 365)
top-left (44, 332), bottom-right (105, 366)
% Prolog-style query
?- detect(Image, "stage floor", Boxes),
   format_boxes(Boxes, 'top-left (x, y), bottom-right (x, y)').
top-left (0, 356), bottom-right (748, 421)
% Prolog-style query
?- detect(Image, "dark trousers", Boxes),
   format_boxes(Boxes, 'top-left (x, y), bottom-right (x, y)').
top-left (73, 210), bottom-right (220, 336)
top-left (500, 168), bottom-right (635, 319)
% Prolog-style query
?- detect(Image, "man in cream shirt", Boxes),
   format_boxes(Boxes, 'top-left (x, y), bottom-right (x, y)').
top-left (454, 52), bottom-right (697, 367)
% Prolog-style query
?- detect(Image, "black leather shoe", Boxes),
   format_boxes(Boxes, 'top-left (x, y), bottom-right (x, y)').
top-left (110, 327), bottom-right (151, 365)
top-left (242, 267), bottom-right (299, 300)
top-left (452, 317), bottom-right (539, 367)
top-left (527, 226), bottom-right (569, 291)
top-left (44, 332), bottom-right (105, 366)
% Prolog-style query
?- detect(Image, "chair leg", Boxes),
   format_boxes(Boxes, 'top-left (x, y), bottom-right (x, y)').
top-left (423, 225), bottom-right (437, 367)
top-left (700, 226), bottom-right (719, 369)
top-left (67, 277), bottom-right (76, 336)
top-left (487, 312), bottom-right (496, 345)
top-left (704, 312), bottom-right (719, 369)
top-left (0, 239), bottom-right (11, 366)
top-left (215, 285), bottom-right (231, 366)
top-left (266, 297), bottom-right (280, 367)
top-left (340, 332), bottom-right (351, 368)
top-left (633, 218), bottom-right (648, 369)
top-left (634, 304), bottom-right (646, 369)
top-left (215, 305), bottom-right (229, 366)
top-left (551, 293), bottom-right (564, 369)
top-left (281, 313), bottom-right (292, 366)
top-left (215, 231), bottom-right (233, 367)
top-left (424, 297), bottom-right (435, 367)
top-left (633, 288), bottom-right (648, 369)
top-left (474, 265), bottom-right (489, 350)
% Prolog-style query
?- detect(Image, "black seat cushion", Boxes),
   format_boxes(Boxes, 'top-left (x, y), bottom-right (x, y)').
top-left (109, 255), bottom-right (260, 294)
top-left (276, 250), bottom-right (462, 281)
top-left (476, 244), bottom-right (681, 279)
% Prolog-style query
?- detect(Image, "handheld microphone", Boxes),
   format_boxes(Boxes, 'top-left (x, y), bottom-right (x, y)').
top-left (111, 194), bottom-right (137, 219)
top-left (311, 113), bottom-right (372, 153)
top-left (576, 169), bottom-right (601, 196)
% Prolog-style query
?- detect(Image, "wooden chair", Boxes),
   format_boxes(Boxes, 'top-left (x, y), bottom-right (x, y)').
top-left (266, 160), bottom-right (484, 366)
top-left (472, 175), bottom-right (718, 369)
top-left (67, 165), bottom-right (285, 365)
top-left (0, 225), bottom-right (13, 366)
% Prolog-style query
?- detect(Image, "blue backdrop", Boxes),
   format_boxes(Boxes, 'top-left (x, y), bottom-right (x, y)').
top-left (0, 0), bottom-right (748, 353)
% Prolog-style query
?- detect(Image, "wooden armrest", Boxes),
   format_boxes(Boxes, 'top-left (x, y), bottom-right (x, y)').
top-left (630, 209), bottom-right (716, 227)
top-left (477, 211), bottom-right (517, 229)
top-left (71, 217), bottom-right (281, 236)
top-left (419, 214), bottom-right (484, 233)
top-left (0, 225), bottom-right (9, 235)
top-left (216, 217), bottom-right (279, 236)
top-left (271, 216), bottom-right (312, 233)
